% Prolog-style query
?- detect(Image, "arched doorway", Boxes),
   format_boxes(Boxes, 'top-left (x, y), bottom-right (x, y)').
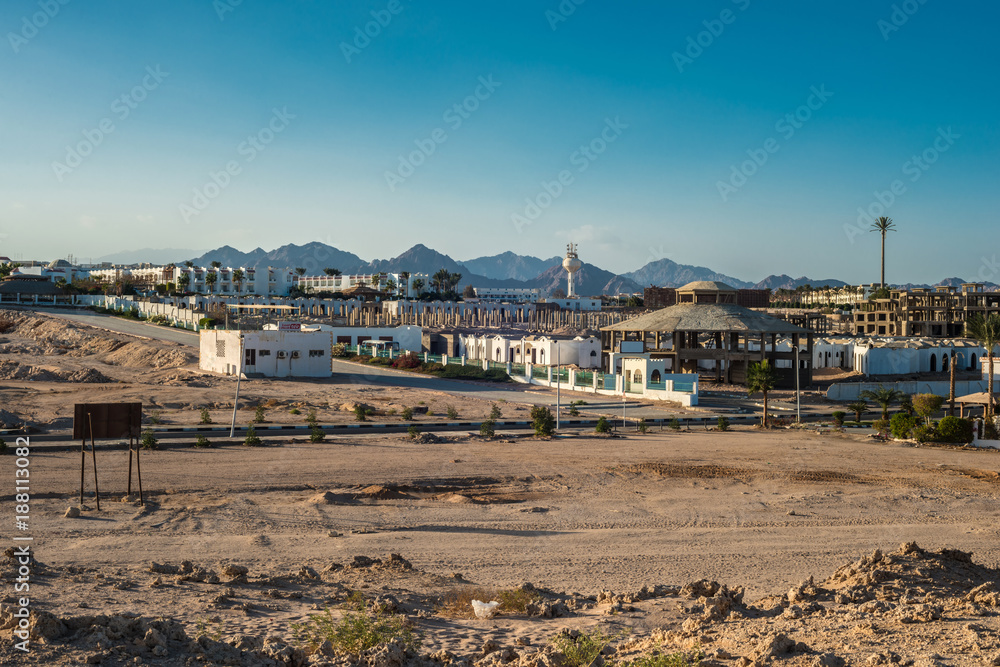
top-left (970, 353), bottom-right (978, 371)
top-left (650, 369), bottom-right (661, 384)
top-left (942, 353), bottom-right (949, 372)
top-left (930, 353), bottom-right (937, 372)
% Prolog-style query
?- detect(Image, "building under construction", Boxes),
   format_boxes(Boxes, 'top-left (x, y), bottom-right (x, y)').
top-left (854, 283), bottom-right (1000, 337)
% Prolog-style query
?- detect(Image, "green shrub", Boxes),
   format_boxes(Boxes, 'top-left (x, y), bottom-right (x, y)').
top-left (638, 418), bottom-right (647, 433)
top-left (668, 417), bottom-right (681, 431)
top-left (253, 405), bottom-right (266, 424)
top-left (446, 406), bottom-right (459, 419)
top-left (306, 408), bottom-right (318, 425)
top-left (149, 410), bottom-right (162, 425)
top-left (890, 412), bottom-right (916, 439)
top-left (531, 406), bottom-right (555, 436)
top-left (549, 628), bottom-right (627, 667)
top-left (354, 405), bottom-right (368, 422)
top-left (872, 418), bottom-right (890, 434)
top-left (568, 406), bottom-right (579, 417)
top-left (832, 411), bottom-right (846, 427)
top-left (331, 343), bottom-right (349, 358)
top-left (717, 416), bottom-right (730, 431)
top-left (625, 648), bottom-right (703, 667)
top-left (194, 435), bottom-right (211, 448)
top-left (985, 420), bottom-right (1000, 440)
top-left (291, 596), bottom-right (419, 655)
top-left (140, 429), bottom-right (158, 450)
top-left (912, 393), bottom-right (944, 425)
top-left (244, 424), bottom-right (263, 447)
top-left (489, 404), bottom-right (502, 420)
top-left (289, 407), bottom-right (301, 415)
top-left (407, 425), bottom-right (420, 439)
top-left (401, 407), bottom-right (414, 421)
top-left (198, 317), bottom-right (216, 329)
top-left (595, 416), bottom-right (611, 434)
top-left (310, 425), bottom-right (325, 443)
top-left (199, 408), bottom-right (212, 424)
top-left (480, 420), bottom-right (495, 438)
top-left (936, 416), bottom-right (974, 443)
top-left (426, 410), bottom-right (434, 416)
top-left (912, 424), bottom-right (935, 443)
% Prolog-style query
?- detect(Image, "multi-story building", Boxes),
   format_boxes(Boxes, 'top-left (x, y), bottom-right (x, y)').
top-left (295, 272), bottom-right (426, 297)
top-left (853, 283), bottom-right (1000, 337)
top-left (643, 284), bottom-right (770, 309)
top-left (88, 265), bottom-right (297, 296)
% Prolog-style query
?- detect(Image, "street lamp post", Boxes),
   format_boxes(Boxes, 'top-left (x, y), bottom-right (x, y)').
top-left (229, 334), bottom-right (245, 439)
top-left (794, 345), bottom-right (801, 424)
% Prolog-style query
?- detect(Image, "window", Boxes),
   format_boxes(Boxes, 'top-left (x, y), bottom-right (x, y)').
top-left (259, 349), bottom-right (271, 356)
top-left (216, 340), bottom-right (226, 357)
top-left (633, 370), bottom-right (643, 384)
top-left (309, 350), bottom-right (325, 357)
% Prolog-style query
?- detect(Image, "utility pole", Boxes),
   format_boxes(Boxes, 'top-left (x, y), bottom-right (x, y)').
top-left (229, 334), bottom-right (245, 439)
top-left (794, 346), bottom-right (801, 424)
top-left (556, 345), bottom-right (561, 430)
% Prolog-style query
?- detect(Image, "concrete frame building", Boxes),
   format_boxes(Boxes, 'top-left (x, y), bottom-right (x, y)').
top-left (854, 283), bottom-right (1000, 337)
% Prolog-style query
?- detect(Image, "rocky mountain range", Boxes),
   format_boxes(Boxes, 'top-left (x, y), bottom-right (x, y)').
top-left (87, 242), bottom-right (979, 297)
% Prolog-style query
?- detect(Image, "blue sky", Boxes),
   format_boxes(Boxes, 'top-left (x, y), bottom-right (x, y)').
top-left (1, 0), bottom-right (997, 284)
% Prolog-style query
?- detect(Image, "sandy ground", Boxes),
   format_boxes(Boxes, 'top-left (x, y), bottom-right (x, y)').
top-left (4, 309), bottom-right (1000, 666)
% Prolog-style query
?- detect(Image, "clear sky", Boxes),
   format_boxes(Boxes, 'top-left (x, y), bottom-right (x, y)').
top-left (1, 1), bottom-right (997, 284)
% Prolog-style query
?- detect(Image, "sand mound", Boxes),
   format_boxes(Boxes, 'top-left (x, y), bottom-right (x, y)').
top-left (437, 492), bottom-right (476, 504)
top-left (306, 490), bottom-right (358, 505)
top-left (0, 360), bottom-right (113, 383)
top-left (356, 484), bottom-right (411, 500)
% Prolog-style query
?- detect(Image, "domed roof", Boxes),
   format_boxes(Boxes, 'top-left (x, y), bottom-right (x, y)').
top-left (48, 258), bottom-right (73, 269)
top-left (677, 280), bottom-right (736, 292)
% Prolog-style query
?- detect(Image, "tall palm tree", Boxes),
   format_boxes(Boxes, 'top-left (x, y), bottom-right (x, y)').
top-left (967, 313), bottom-right (1000, 420)
top-left (232, 268), bottom-right (244, 294)
top-left (205, 271), bottom-right (218, 294)
top-left (412, 278), bottom-right (425, 295)
top-left (859, 385), bottom-right (905, 420)
top-left (870, 216), bottom-right (896, 288)
top-left (177, 273), bottom-right (191, 292)
top-left (323, 267), bottom-right (341, 276)
top-left (746, 359), bottom-right (779, 427)
top-left (399, 271), bottom-right (410, 298)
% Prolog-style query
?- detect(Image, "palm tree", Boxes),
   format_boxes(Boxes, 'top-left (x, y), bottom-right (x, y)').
top-left (431, 269), bottom-right (449, 293)
top-left (746, 359), bottom-right (779, 427)
top-left (295, 267), bottom-right (307, 277)
top-left (323, 267), bottom-right (341, 276)
top-left (967, 313), bottom-right (1000, 420)
top-left (870, 216), bottom-right (896, 288)
top-left (859, 385), bottom-right (905, 420)
top-left (177, 273), bottom-right (191, 292)
top-left (210, 260), bottom-right (222, 269)
top-left (399, 271), bottom-right (410, 298)
top-left (232, 268), bottom-right (244, 294)
top-left (846, 400), bottom-right (869, 423)
top-left (205, 271), bottom-right (218, 294)
top-left (449, 272), bottom-right (462, 292)
top-left (184, 261), bottom-right (194, 268)
top-left (385, 278), bottom-right (396, 295)
top-left (412, 278), bottom-right (425, 295)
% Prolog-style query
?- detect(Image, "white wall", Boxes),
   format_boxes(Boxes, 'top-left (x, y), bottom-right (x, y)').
top-left (200, 330), bottom-right (333, 377)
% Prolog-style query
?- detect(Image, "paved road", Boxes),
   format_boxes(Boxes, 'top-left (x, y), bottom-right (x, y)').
top-left (32, 307), bottom-right (198, 346)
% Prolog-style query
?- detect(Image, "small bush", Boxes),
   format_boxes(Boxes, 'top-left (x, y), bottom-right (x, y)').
top-left (717, 416), bottom-right (730, 431)
top-left (426, 410), bottom-right (434, 416)
top-left (637, 418), bottom-right (647, 433)
top-left (401, 407), bottom-right (414, 421)
top-left (199, 408), bottom-right (212, 424)
top-left (549, 628), bottom-right (628, 667)
top-left (140, 429), bottom-right (158, 450)
top-left (595, 416), bottom-right (611, 434)
top-left (489, 404), bottom-right (502, 420)
top-left (912, 393), bottom-right (944, 425)
top-left (872, 418), bottom-right (890, 434)
top-left (193, 435), bottom-right (211, 448)
top-left (912, 424), bottom-right (935, 443)
top-left (310, 425), bottom-right (325, 443)
top-left (331, 343), bottom-right (350, 357)
top-left (985, 419), bottom-right (1000, 440)
top-left (568, 406), bottom-right (579, 417)
top-left (936, 416), bottom-right (974, 443)
top-left (571, 400), bottom-right (588, 406)
top-left (354, 405), bottom-right (368, 422)
top-left (436, 586), bottom-right (541, 619)
top-left (668, 417), bottom-right (681, 431)
top-left (289, 407), bottom-right (301, 415)
top-left (244, 424), bottom-right (263, 447)
top-left (392, 352), bottom-right (421, 370)
top-left (149, 410), bottom-right (162, 425)
top-left (407, 425), bottom-right (420, 439)
top-left (890, 412), bottom-right (916, 439)
top-left (198, 317), bottom-right (216, 329)
top-left (291, 596), bottom-right (419, 655)
top-left (832, 411), bottom-right (846, 427)
top-left (306, 408), bottom-right (318, 425)
top-left (480, 420), bottom-right (495, 438)
top-left (625, 648), bottom-right (703, 667)
top-left (446, 406), bottom-right (459, 419)
top-left (253, 405), bottom-right (266, 424)
top-left (531, 406), bottom-right (555, 437)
